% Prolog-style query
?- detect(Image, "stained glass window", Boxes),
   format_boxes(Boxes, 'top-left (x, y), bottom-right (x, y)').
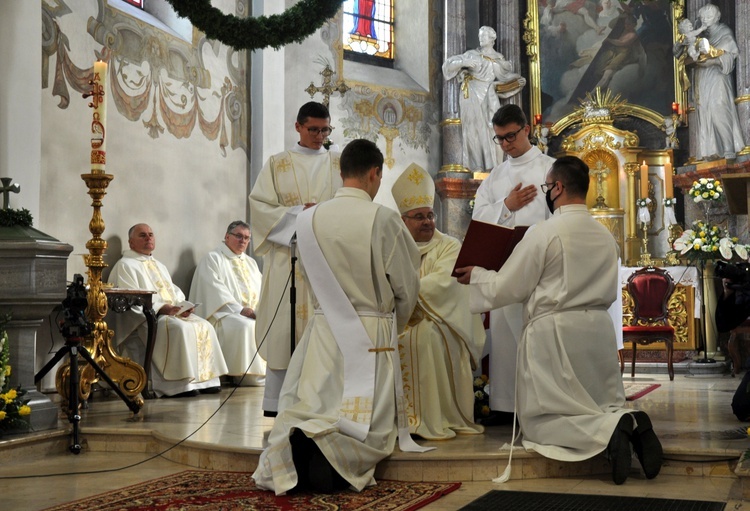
top-left (342, 0), bottom-right (394, 64)
top-left (122, 0), bottom-right (144, 8)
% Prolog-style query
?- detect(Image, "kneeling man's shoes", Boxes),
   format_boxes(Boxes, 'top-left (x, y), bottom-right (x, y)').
top-left (607, 414), bottom-right (633, 485)
top-left (631, 411), bottom-right (663, 479)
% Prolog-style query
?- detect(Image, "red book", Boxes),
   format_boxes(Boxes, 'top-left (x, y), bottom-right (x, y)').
top-left (451, 220), bottom-right (529, 277)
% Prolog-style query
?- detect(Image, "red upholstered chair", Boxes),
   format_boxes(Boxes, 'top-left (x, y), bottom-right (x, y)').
top-left (623, 266), bottom-right (676, 381)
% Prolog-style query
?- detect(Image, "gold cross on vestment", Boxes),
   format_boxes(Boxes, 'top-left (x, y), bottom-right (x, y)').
top-left (304, 65), bottom-right (350, 107)
top-left (0, 177), bottom-right (20, 210)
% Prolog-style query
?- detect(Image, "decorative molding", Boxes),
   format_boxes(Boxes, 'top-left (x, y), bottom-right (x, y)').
top-left (41, 0), bottom-right (246, 155)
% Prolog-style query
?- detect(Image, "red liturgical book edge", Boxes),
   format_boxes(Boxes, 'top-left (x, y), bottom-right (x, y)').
top-left (451, 220), bottom-right (529, 277)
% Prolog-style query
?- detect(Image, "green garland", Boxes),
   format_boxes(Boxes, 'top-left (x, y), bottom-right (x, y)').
top-left (165, 0), bottom-right (344, 51)
top-left (0, 208), bottom-right (33, 228)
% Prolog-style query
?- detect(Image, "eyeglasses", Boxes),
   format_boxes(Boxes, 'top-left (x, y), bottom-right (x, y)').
top-left (493, 126), bottom-right (524, 145)
top-left (403, 212), bottom-right (437, 223)
top-left (228, 232), bottom-right (251, 242)
top-left (304, 126), bottom-right (335, 136)
top-left (540, 181), bottom-right (557, 193)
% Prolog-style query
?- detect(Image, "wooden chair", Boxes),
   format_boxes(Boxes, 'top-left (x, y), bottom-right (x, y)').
top-left (623, 266), bottom-right (676, 381)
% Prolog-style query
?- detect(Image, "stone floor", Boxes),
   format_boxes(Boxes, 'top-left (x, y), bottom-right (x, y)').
top-left (3, 369), bottom-right (750, 510)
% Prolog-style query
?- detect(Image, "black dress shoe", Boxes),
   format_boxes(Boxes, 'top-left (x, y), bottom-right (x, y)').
top-left (630, 411), bottom-right (663, 479)
top-left (479, 410), bottom-right (515, 426)
top-left (308, 448), bottom-right (349, 493)
top-left (289, 429), bottom-right (313, 491)
top-left (263, 410), bottom-right (278, 418)
top-left (199, 386), bottom-right (221, 394)
top-left (164, 389), bottom-right (200, 398)
top-left (607, 414), bottom-right (633, 485)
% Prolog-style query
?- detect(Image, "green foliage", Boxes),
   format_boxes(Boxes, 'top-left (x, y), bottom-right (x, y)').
top-left (0, 208), bottom-right (33, 228)
top-left (165, 0), bottom-right (344, 51)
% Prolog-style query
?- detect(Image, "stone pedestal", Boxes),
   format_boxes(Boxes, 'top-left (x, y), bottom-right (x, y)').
top-left (0, 225), bottom-right (73, 432)
top-left (435, 173), bottom-right (483, 241)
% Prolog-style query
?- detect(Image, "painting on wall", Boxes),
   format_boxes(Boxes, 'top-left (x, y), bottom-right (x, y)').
top-left (526, 0), bottom-right (684, 125)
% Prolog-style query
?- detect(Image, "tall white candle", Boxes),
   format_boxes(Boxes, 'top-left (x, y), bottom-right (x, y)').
top-left (90, 60), bottom-right (107, 173)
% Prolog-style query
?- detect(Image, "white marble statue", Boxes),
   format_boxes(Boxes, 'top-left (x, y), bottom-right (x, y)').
top-left (442, 26), bottom-right (526, 172)
top-left (690, 4), bottom-right (745, 161)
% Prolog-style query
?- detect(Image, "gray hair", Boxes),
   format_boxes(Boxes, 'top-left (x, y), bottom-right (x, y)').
top-left (226, 220), bottom-right (250, 234)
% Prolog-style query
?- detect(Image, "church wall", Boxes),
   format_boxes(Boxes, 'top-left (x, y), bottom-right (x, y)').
top-left (0, 1), bottom-right (42, 219)
top-left (38, 0), bottom-right (250, 291)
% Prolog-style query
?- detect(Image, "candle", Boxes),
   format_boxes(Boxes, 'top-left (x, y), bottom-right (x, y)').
top-left (672, 102), bottom-right (679, 114)
top-left (90, 60), bottom-right (107, 173)
top-left (640, 161), bottom-right (649, 199)
top-left (664, 159), bottom-right (673, 199)
top-left (534, 114), bottom-right (542, 125)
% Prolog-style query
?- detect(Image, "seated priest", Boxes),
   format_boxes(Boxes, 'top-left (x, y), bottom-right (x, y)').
top-left (109, 223), bottom-right (228, 398)
top-left (391, 165), bottom-right (485, 440)
top-left (189, 220), bottom-right (266, 386)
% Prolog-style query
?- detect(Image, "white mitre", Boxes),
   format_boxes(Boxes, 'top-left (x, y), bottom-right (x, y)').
top-left (391, 164), bottom-right (434, 214)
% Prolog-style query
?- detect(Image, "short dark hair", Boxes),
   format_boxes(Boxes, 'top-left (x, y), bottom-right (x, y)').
top-left (549, 156), bottom-right (590, 198)
top-left (340, 139), bottom-right (384, 179)
top-left (297, 101), bottom-right (330, 124)
top-left (492, 104), bottom-right (528, 128)
top-left (226, 220), bottom-right (250, 234)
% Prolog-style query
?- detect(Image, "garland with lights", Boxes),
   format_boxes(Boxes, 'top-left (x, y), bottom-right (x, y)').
top-left (165, 0), bottom-right (344, 51)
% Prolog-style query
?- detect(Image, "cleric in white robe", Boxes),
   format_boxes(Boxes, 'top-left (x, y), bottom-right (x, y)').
top-left (248, 101), bottom-right (342, 415)
top-left (392, 164), bottom-right (485, 440)
top-left (109, 224), bottom-right (228, 398)
top-left (471, 104), bottom-right (553, 419)
top-left (253, 139), bottom-right (430, 495)
top-left (189, 221), bottom-right (265, 386)
top-left (457, 156), bottom-right (663, 485)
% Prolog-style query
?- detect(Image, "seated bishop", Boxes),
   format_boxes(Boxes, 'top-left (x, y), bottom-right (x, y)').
top-left (189, 221), bottom-right (266, 386)
top-left (108, 223), bottom-right (228, 398)
top-left (392, 165), bottom-right (486, 440)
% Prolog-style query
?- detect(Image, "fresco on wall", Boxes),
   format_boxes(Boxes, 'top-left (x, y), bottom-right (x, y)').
top-left (41, 0), bottom-right (246, 155)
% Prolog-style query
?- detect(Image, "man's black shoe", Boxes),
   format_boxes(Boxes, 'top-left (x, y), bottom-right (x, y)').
top-left (199, 386), bottom-right (221, 394)
top-left (289, 429), bottom-right (312, 492)
top-left (479, 410), bottom-right (515, 426)
top-left (631, 411), bottom-right (663, 479)
top-left (607, 414), bottom-right (633, 485)
top-left (308, 448), bottom-right (349, 493)
top-left (263, 410), bottom-right (278, 418)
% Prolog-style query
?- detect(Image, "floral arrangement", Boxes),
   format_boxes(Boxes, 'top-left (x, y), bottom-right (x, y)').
top-left (663, 197), bottom-right (677, 207)
top-left (688, 178), bottom-right (723, 203)
top-left (636, 197), bottom-right (650, 208)
top-left (0, 315), bottom-right (31, 433)
top-left (473, 374), bottom-right (490, 420)
top-left (673, 220), bottom-right (750, 261)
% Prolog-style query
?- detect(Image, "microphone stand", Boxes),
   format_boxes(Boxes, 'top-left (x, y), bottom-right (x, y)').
top-left (290, 233), bottom-right (297, 357)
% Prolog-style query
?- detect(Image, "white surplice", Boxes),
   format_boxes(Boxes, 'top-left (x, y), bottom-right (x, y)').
top-left (109, 250), bottom-right (228, 397)
top-left (399, 230), bottom-right (486, 440)
top-left (189, 242), bottom-right (265, 381)
top-left (252, 187), bottom-right (421, 495)
top-left (249, 144), bottom-right (341, 410)
top-left (471, 145), bottom-right (553, 412)
top-left (469, 204), bottom-right (629, 461)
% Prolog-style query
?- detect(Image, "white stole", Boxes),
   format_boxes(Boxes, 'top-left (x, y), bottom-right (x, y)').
top-left (297, 207), bottom-right (432, 453)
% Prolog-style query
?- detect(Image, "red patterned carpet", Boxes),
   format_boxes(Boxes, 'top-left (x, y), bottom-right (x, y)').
top-left (42, 470), bottom-right (461, 511)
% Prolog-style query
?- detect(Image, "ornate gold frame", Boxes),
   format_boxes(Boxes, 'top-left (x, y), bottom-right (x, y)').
top-left (523, 0), bottom-right (687, 131)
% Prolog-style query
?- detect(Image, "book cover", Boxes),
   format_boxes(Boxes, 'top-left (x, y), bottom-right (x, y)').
top-left (451, 220), bottom-right (529, 277)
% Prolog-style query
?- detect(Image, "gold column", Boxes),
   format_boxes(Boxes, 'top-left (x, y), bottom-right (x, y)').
top-left (624, 161), bottom-right (640, 265)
